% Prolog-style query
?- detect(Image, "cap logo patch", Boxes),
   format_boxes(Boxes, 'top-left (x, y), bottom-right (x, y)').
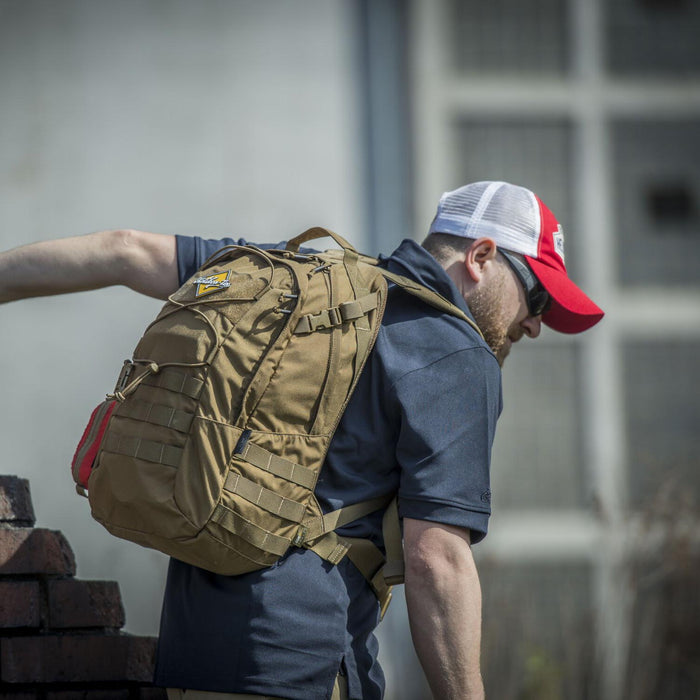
top-left (553, 224), bottom-right (565, 263)
top-left (193, 271), bottom-right (232, 298)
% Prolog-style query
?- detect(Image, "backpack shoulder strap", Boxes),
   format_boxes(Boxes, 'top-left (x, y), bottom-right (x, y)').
top-left (377, 267), bottom-right (484, 340)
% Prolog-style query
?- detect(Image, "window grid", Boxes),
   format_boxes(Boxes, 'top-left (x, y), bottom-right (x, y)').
top-left (410, 0), bottom-right (700, 698)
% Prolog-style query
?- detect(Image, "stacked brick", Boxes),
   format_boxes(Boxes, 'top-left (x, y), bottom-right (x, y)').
top-left (0, 475), bottom-right (166, 699)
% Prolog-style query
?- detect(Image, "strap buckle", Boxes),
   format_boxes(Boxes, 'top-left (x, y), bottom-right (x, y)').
top-left (114, 360), bottom-right (134, 393)
top-left (292, 525), bottom-right (308, 547)
top-left (379, 588), bottom-right (393, 620)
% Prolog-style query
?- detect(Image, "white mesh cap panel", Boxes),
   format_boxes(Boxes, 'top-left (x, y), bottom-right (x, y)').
top-left (429, 181), bottom-right (541, 257)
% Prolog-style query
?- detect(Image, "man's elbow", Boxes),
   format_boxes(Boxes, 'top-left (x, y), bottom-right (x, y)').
top-left (107, 229), bottom-right (179, 299)
top-left (107, 228), bottom-right (157, 270)
top-left (405, 545), bottom-right (474, 589)
top-left (405, 537), bottom-right (477, 597)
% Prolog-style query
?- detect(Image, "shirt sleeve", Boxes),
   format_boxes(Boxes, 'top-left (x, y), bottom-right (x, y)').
top-left (175, 235), bottom-right (298, 286)
top-left (175, 235), bottom-right (242, 286)
top-left (393, 347), bottom-right (502, 544)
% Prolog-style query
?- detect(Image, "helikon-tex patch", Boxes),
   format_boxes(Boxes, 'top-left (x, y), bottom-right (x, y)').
top-left (193, 271), bottom-right (231, 297)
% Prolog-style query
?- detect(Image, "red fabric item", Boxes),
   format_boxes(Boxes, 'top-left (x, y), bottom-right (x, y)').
top-left (528, 195), bottom-right (604, 334)
top-left (71, 400), bottom-right (116, 489)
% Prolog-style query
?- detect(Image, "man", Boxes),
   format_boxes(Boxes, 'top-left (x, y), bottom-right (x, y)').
top-left (0, 181), bottom-right (603, 699)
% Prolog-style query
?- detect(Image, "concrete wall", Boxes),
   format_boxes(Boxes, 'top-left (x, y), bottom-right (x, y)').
top-left (0, 0), bottom-right (363, 637)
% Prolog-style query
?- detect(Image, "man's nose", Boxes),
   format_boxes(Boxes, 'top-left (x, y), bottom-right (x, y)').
top-left (521, 315), bottom-right (542, 338)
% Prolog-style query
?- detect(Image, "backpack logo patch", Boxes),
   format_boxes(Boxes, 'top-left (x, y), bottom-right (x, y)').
top-left (193, 271), bottom-right (232, 297)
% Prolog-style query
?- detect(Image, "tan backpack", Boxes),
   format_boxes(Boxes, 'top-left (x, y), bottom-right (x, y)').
top-left (71, 228), bottom-right (482, 614)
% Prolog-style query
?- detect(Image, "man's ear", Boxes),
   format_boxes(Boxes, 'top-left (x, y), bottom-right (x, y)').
top-left (464, 238), bottom-right (498, 283)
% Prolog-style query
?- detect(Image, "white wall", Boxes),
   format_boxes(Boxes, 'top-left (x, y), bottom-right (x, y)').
top-left (0, 0), bottom-right (363, 636)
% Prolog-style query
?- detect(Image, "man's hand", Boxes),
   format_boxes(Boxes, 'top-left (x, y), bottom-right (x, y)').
top-left (0, 229), bottom-right (178, 303)
top-left (404, 517), bottom-right (485, 699)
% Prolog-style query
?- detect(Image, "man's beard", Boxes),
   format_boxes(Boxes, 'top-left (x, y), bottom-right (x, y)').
top-left (467, 269), bottom-right (520, 367)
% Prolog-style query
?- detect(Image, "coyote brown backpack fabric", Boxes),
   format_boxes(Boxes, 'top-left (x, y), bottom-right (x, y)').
top-left (71, 227), bottom-right (482, 613)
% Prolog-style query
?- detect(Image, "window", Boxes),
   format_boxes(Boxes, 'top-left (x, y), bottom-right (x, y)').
top-left (613, 120), bottom-right (700, 287)
top-left (410, 1), bottom-right (700, 697)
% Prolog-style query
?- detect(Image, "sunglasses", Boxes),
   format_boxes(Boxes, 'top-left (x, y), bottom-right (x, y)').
top-left (499, 249), bottom-right (552, 317)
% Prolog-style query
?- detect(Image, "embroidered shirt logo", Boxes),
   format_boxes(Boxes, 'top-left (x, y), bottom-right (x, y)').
top-left (553, 224), bottom-right (565, 264)
top-left (193, 271), bottom-right (232, 298)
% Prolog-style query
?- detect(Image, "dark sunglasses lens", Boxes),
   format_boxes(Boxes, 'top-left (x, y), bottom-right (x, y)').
top-left (530, 289), bottom-right (551, 316)
top-left (500, 250), bottom-right (552, 317)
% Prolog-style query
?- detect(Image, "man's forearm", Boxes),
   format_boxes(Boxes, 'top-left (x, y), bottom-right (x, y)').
top-left (0, 229), bottom-right (178, 303)
top-left (404, 519), bottom-right (485, 699)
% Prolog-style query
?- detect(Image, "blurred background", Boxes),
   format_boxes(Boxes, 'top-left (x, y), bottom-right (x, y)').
top-left (1, 1), bottom-right (699, 698)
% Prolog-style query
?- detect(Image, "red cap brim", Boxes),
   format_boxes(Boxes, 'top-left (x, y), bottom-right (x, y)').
top-left (526, 256), bottom-right (604, 334)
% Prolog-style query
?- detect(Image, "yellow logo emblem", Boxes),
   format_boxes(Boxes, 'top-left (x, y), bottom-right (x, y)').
top-left (193, 271), bottom-right (232, 298)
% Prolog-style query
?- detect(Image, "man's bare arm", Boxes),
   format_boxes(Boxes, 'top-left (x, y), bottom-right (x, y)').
top-left (404, 517), bottom-right (485, 700)
top-left (0, 229), bottom-right (179, 303)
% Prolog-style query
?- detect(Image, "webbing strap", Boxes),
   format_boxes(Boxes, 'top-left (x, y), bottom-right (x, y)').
top-left (342, 536), bottom-right (394, 619)
top-left (342, 537), bottom-right (384, 579)
top-left (211, 504), bottom-right (290, 556)
top-left (123, 400), bottom-right (194, 434)
top-left (307, 497), bottom-right (404, 618)
top-left (306, 532), bottom-right (351, 566)
top-left (300, 494), bottom-right (393, 542)
top-left (101, 433), bottom-right (183, 468)
top-left (348, 269), bottom-right (375, 380)
top-left (140, 369), bottom-right (204, 400)
top-left (379, 497), bottom-right (405, 585)
top-left (379, 268), bottom-right (484, 340)
top-left (371, 572), bottom-right (393, 620)
top-left (294, 293), bottom-right (379, 334)
top-left (224, 472), bottom-right (306, 523)
top-left (238, 442), bottom-right (316, 490)
top-left (301, 495), bottom-right (401, 618)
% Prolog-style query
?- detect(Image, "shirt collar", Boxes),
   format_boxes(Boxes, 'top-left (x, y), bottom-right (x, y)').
top-left (380, 239), bottom-right (478, 325)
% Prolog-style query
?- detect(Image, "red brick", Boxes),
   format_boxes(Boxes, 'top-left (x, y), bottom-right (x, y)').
top-left (137, 689), bottom-right (168, 700)
top-left (0, 580), bottom-right (41, 628)
top-left (0, 528), bottom-right (75, 576)
top-left (47, 579), bottom-right (125, 629)
top-left (0, 476), bottom-right (35, 526)
top-left (0, 634), bottom-right (157, 683)
top-left (46, 691), bottom-right (130, 700)
top-left (126, 635), bottom-right (160, 683)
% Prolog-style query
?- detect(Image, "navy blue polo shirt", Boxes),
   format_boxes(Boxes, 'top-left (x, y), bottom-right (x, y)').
top-left (154, 236), bottom-right (502, 699)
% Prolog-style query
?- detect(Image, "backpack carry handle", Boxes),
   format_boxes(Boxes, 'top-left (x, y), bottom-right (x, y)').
top-left (286, 227), bottom-right (361, 273)
top-left (286, 227), bottom-right (357, 255)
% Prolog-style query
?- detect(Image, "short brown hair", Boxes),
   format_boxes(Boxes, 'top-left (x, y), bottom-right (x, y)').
top-left (421, 232), bottom-right (474, 265)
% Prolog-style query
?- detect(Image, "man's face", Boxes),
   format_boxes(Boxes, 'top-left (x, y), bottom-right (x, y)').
top-left (467, 260), bottom-right (540, 366)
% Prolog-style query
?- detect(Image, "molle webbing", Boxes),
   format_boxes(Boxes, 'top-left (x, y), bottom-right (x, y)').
top-left (236, 441), bottom-right (317, 490)
top-left (140, 369), bottom-right (204, 399)
top-left (211, 504), bottom-right (291, 557)
top-left (224, 472), bottom-right (306, 523)
top-left (120, 400), bottom-right (194, 433)
top-left (101, 433), bottom-right (183, 468)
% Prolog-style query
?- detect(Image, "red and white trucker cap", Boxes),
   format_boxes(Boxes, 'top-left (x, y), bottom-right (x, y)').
top-left (428, 181), bottom-right (604, 333)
